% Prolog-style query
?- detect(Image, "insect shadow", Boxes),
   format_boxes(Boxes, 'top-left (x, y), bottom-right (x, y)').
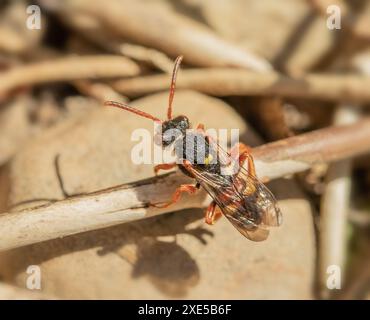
top-left (97, 209), bottom-right (214, 297)
top-left (0, 208), bottom-right (213, 298)
top-left (2, 154), bottom-right (214, 298)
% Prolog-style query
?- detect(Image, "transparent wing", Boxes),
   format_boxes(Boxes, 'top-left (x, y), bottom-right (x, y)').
top-left (232, 167), bottom-right (283, 228)
top-left (186, 136), bottom-right (282, 241)
top-left (193, 169), bottom-right (280, 241)
top-left (225, 214), bottom-right (270, 242)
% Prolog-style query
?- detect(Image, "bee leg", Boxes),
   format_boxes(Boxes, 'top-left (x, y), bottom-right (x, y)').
top-left (205, 201), bottom-right (223, 225)
top-left (150, 184), bottom-right (198, 208)
top-left (154, 162), bottom-right (177, 175)
top-left (230, 142), bottom-right (256, 178)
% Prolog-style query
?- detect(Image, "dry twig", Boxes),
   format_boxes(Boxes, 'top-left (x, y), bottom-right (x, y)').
top-left (319, 106), bottom-right (360, 299)
top-left (112, 68), bottom-right (370, 103)
top-left (45, 0), bottom-right (271, 71)
top-left (0, 119), bottom-right (370, 252)
top-left (0, 55), bottom-right (141, 101)
top-left (55, 8), bottom-right (175, 73)
top-left (73, 80), bottom-right (129, 104)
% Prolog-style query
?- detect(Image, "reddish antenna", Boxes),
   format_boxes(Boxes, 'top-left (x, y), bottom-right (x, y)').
top-left (104, 101), bottom-right (162, 123)
top-left (167, 55), bottom-right (183, 120)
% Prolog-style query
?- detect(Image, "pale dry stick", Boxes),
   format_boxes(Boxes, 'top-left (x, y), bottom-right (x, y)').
top-left (319, 106), bottom-right (360, 299)
top-left (1, 119), bottom-right (370, 251)
top-left (73, 80), bottom-right (129, 104)
top-left (319, 54), bottom-right (370, 298)
top-left (59, 10), bottom-right (174, 73)
top-left (46, 0), bottom-right (271, 71)
top-left (118, 43), bottom-right (174, 73)
top-left (0, 55), bottom-right (141, 101)
top-left (112, 68), bottom-right (370, 103)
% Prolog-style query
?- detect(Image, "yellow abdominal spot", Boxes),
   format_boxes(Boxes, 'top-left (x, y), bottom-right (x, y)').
top-left (204, 154), bottom-right (213, 165)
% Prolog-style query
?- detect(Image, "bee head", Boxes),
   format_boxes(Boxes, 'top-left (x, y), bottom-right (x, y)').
top-left (155, 115), bottom-right (190, 147)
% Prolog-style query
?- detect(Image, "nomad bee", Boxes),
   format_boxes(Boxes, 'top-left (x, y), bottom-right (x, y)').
top-left (105, 56), bottom-right (282, 241)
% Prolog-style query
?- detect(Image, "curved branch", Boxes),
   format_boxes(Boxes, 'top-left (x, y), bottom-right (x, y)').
top-left (112, 68), bottom-right (370, 103)
top-left (1, 118), bottom-right (370, 251)
top-left (0, 55), bottom-right (141, 101)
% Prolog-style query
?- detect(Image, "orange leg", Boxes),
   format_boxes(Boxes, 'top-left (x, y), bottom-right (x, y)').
top-left (151, 183), bottom-right (198, 208)
top-left (154, 162), bottom-right (177, 175)
top-left (182, 159), bottom-right (197, 175)
top-left (229, 142), bottom-right (256, 178)
top-left (205, 201), bottom-right (223, 225)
